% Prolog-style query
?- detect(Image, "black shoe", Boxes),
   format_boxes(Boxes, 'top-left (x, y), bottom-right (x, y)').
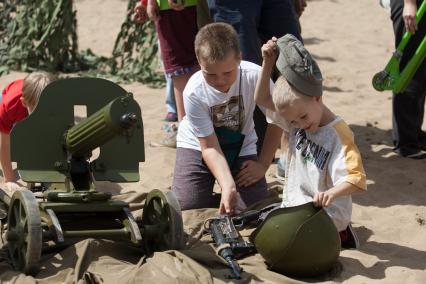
top-left (394, 147), bottom-right (426, 160)
top-left (340, 224), bottom-right (360, 249)
top-left (404, 151), bottom-right (426, 159)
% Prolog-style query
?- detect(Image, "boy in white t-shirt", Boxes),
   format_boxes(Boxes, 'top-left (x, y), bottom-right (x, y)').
top-left (255, 34), bottom-right (367, 249)
top-left (172, 23), bottom-right (283, 214)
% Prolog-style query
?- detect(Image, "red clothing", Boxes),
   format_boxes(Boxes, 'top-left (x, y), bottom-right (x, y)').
top-left (0, 80), bottom-right (28, 134)
top-left (155, 6), bottom-right (198, 74)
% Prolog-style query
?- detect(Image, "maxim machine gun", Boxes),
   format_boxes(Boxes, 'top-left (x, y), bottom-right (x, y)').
top-left (0, 78), bottom-right (183, 275)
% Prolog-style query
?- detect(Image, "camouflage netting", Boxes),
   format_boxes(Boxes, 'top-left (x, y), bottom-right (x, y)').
top-left (0, 0), bottom-right (164, 87)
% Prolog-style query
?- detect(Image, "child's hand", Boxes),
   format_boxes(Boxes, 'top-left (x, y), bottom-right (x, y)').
top-left (147, 0), bottom-right (160, 22)
top-left (168, 0), bottom-right (185, 11)
top-left (403, 1), bottom-right (418, 34)
top-left (219, 187), bottom-right (237, 215)
top-left (235, 160), bottom-right (267, 187)
top-left (4, 181), bottom-right (25, 197)
top-left (133, 2), bottom-right (148, 24)
top-left (313, 191), bottom-right (336, 208)
top-left (261, 37), bottom-right (278, 68)
top-left (293, 0), bottom-right (307, 18)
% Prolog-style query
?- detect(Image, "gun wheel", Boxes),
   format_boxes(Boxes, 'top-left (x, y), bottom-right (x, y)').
top-left (6, 190), bottom-right (42, 275)
top-left (141, 189), bottom-right (184, 254)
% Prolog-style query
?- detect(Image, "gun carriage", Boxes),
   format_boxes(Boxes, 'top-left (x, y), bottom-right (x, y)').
top-left (0, 78), bottom-right (183, 275)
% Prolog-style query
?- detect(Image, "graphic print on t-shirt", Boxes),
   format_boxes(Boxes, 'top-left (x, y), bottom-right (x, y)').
top-left (210, 95), bottom-right (244, 131)
top-left (294, 129), bottom-right (331, 170)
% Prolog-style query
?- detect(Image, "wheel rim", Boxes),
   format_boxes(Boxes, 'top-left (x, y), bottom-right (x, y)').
top-left (141, 190), bottom-right (183, 254)
top-left (7, 190), bottom-right (42, 275)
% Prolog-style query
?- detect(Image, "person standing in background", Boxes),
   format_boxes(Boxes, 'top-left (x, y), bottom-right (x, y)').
top-left (390, 0), bottom-right (426, 159)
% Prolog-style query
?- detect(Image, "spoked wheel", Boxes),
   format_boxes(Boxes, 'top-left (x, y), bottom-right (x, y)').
top-left (141, 189), bottom-right (184, 255)
top-left (6, 190), bottom-right (42, 275)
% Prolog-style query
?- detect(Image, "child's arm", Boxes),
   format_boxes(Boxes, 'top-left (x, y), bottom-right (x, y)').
top-left (147, 0), bottom-right (160, 21)
top-left (254, 38), bottom-right (278, 111)
top-left (199, 134), bottom-right (238, 214)
top-left (313, 182), bottom-right (360, 208)
top-left (235, 123), bottom-right (282, 187)
top-left (0, 133), bottom-right (16, 183)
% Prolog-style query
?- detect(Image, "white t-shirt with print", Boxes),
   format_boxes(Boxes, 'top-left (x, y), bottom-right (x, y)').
top-left (177, 61), bottom-right (273, 157)
top-left (267, 111), bottom-right (366, 231)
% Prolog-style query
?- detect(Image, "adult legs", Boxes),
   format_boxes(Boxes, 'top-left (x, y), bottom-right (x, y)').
top-left (207, 0), bottom-right (263, 65)
top-left (258, 0), bottom-right (301, 43)
top-left (390, 0), bottom-right (426, 157)
top-left (392, 89), bottom-right (426, 156)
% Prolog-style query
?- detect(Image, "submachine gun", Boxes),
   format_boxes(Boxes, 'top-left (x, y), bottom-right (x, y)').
top-left (204, 210), bottom-right (261, 279)
top-left (0, 78), bottom-right (183, 275)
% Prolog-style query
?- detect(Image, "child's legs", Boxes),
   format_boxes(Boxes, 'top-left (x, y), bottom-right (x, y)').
top-left (172, 147), bottom-right (217, 210)
top-left (156, 8), bottom-right (199, 121)
top-left (171, 71), bottom-right (196, 121)
top-left (233, 155), bottom-right (269, 206)
top-left (165, 75), bottom-right (176, 114)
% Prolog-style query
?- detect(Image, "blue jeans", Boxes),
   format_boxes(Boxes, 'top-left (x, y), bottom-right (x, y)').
top-left (207, 0), bottom-right (301, 65)
top-left (165, 75), bottom-right (177, 114)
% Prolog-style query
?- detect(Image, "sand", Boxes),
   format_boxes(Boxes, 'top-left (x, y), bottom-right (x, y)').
top-left (0, 0), bottom-right (425, 283)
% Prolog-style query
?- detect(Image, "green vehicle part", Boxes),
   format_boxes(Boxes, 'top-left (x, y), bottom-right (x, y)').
top-left (373, 0), bottom-right (426, 93)
top-left (250, 202), bottom-right (341, 277)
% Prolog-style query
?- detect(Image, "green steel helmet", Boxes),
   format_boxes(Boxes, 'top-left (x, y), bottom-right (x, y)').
top-left (250, 202), bottom-right (340, 277)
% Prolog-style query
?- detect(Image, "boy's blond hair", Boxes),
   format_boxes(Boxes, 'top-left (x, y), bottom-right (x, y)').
top-left (272, 76), bottom-right (313, 110)
top-left (194, 22), bottom-right (240, 64)
top-left (22, 71), bottom-right (56, 109)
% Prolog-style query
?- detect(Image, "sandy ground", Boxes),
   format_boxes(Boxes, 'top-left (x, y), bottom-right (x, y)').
top-left (0, 0), bottom-right (425, 283)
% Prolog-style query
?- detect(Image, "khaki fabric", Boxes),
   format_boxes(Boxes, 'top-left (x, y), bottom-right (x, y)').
top-left (0, 189), bottom-right (329, 283)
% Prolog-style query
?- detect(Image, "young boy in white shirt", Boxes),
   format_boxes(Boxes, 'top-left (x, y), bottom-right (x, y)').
top-left (172, 23), bottom-right (282, 214)
top-left (255, 34), bottom-right (367, 248)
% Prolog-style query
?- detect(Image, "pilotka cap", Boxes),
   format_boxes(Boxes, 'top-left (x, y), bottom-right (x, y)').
top-left (276, 34), bottom-right (323, 97)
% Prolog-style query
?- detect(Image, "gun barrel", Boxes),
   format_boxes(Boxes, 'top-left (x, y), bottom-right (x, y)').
top-left (65, 94), bottom-right (139, 157)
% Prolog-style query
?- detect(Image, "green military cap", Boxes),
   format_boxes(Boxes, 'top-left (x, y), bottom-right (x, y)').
top-left (276, 34), bottom-right (323, 97)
